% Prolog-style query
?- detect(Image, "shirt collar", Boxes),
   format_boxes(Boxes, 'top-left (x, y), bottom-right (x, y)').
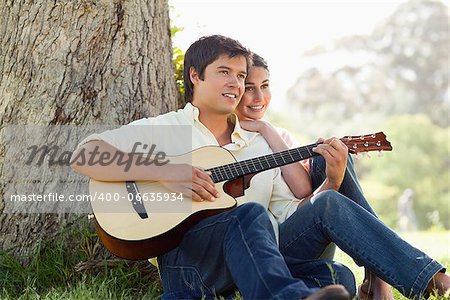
top-left (181, 103), bottom-right (257, 149)
top-left (181, 102), bottom-right (200, 123)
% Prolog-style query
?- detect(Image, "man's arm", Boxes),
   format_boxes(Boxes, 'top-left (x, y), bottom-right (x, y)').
top-left (299, 137), bottom-right (348, 205)
top-left (71, 140), bottom-right (219, 202)
top-left (71, 140), bottom-right (165, 181)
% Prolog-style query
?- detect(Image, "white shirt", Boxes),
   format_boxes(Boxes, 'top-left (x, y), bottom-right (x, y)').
top-left (78, 103), bottom-right (301, 242)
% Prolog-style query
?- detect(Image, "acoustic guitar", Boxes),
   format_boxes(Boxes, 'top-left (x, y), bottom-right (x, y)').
top-left (89, 132), bottom-right (392, 260)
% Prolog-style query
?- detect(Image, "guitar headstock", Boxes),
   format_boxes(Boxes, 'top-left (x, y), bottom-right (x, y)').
top-left (340, 132), bottom-right (393, 154)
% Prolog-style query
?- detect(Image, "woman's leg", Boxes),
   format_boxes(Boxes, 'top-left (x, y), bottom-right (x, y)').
top-left (309, 155), bottom-right (375, 215)
top-left (310, 155), bottom-right (392, 299)
top-left (279, 191), bottom-right (445, 299)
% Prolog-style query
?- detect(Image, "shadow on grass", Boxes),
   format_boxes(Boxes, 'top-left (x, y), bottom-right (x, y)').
top-left (0, 219), bottom-right (162, 299)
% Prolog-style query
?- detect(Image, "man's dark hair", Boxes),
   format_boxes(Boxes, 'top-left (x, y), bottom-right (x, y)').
top-left (183, 35), bottom-right (251, 103)
top-left (250, 52), bottom-right (269, 71)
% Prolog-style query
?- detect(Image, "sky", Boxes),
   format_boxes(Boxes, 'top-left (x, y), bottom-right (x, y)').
top-left (168, 0), bottom-right (417, 111)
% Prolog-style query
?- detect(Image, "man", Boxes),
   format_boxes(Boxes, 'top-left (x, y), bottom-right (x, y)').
top-left (71, 35), bottom-right (351, 299)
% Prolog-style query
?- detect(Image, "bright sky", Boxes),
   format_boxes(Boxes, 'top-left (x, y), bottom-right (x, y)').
top-left (169, 0), bottom-right (412, 111)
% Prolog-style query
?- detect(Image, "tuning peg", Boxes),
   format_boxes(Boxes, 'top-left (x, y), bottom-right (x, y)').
top-left (366, 152), bottom-right (372, 158)
top-left (354, 153), bottom-right (362, 160)
top-left (378, 151), bottom-right (384, 157)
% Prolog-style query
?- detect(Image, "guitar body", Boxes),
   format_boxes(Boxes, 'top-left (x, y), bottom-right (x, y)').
top-left (90, 146), bottom-right (239, 260)
top-left (89, 132), bottom-right (392, 260)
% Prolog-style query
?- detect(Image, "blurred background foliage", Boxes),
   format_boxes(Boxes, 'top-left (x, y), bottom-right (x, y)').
top-left (273, 0), bottom-right (449, 230)
top-left (171, 0), bottom-right (449, 230)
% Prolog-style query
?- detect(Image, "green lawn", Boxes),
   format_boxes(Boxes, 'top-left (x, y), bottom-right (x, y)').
top-left (1, 230), bottom-right (449, 299)
top-left (334, 230), bottom-right (450, 300)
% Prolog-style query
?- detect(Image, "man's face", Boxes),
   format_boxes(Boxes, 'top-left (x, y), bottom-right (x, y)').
top-left (191, 54), bottom-right (247, 116)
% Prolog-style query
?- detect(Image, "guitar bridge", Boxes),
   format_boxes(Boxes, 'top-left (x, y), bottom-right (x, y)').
top-left (125, 181), bottom-right (149, 219)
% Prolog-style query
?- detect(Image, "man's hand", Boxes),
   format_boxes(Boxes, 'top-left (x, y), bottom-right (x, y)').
top-left (160, 164), bottom-right (220, 202)
top-left (312, 137), bottom-right (348, 190)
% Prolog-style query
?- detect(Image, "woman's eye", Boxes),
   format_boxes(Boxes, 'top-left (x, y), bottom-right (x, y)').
top-left (245, 86), bottom-right (254, 92)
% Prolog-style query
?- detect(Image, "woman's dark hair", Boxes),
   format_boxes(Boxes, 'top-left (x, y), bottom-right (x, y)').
top-left (250, 52), bottom-right (269, 71)
top-left (183, 35), bottom-right (251, 102)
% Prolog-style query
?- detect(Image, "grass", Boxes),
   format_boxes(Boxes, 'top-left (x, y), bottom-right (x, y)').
top-left (0, 226), bottom-right (448, 299)
top-left (334, 230), bottom-right (450, 300)
top-left (0, 221), bottom-right (162, 300)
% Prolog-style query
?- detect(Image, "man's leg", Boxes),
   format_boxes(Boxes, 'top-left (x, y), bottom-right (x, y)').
top-left (279, 191), bottom-right (445, 299)
top-left (158, 202), bottom-right (324, 300)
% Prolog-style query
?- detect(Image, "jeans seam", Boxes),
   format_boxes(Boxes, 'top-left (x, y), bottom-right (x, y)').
top-left (280, 220), bottom-right (323, 253)
top-left (409, 260), bottom-right (444, 298)
top-left (165, 265), bottom-right (214, 296)
top-left (230, 215), bottom-right (277, 299)
top-left (186, 217), bottom-right (233, 236)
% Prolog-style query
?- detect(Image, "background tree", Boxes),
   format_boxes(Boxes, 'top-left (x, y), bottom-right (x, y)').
top-left (286, 0), bottom-right (449, 137)
top-left (0, 0), bottom-right (177, 261)
top-left (281, 0), bottom-right (449, 229)
top-left (359, 115), bottom-right (449, 229)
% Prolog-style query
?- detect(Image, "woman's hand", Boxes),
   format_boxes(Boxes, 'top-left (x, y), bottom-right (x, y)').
top-left (240, 119), bottom-right (313, 199)
top-left (239, 119), bottom-right (270, 133)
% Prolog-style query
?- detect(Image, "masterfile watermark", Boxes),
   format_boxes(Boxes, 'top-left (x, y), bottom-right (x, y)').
top-left (26, 142), bottom-right (170, 172)
top-left (3, 124), bottom-right (193, 214)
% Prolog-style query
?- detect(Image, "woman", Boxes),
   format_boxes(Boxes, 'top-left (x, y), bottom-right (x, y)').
top-left (235, 53), bottom-right (449, 299)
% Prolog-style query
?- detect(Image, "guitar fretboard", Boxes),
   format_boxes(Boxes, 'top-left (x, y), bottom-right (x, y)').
top-left (206, 143), bottom-right (319, 183)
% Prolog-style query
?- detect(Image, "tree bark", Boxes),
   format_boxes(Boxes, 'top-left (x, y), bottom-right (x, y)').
top-left (0, 0), bottom-right (177, 260)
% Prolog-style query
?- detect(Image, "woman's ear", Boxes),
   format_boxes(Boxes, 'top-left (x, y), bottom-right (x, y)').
top-left (189, 67), bottom-right (200, 84)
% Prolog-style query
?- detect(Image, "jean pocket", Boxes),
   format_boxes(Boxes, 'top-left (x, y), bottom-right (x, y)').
top-left (161, 265), bottom-right (214, 299)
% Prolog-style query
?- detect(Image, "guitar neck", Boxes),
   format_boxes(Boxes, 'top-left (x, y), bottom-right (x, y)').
top-left (207, 142), bottom-right (320, 183)
top-left (206, 131), bottom-right (392, 184)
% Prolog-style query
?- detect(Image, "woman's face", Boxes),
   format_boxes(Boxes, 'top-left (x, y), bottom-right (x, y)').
top-left (235, 66), bottom-right (271, 121)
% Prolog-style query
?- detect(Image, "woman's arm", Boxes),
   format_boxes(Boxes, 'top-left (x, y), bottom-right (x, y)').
top-left (239, 120), bottom-right (312, 199)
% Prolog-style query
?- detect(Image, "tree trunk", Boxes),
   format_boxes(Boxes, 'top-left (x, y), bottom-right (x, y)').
top-left (0, 0), bottom-right (177, 261)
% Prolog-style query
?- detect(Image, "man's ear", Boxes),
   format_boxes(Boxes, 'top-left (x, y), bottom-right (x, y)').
top-left (190, 67), bottom-right (200, 84)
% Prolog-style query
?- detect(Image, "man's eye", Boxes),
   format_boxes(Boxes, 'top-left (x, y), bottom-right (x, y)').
top-left (238, 74), bottom-right (246, 79)
top-left (220, 70), bottom-right (228, 74)
top-left (245, 87), bottom-right (254, 91)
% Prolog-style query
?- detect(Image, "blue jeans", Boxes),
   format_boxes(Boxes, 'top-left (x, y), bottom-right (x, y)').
top-left (280, 156), bottom-right (445, 298)
top-left (309, 155), bottom-right (377, 260)
top-left (158, 202), bottom-right (321, 300)
top-left (309, 155), bottom-right (376, 216)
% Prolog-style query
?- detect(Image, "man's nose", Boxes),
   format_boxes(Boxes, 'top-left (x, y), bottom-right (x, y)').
top-left (227, 75), bottom-right (240, 87)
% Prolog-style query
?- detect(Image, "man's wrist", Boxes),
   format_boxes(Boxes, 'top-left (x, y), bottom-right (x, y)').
top-left (323, 178), bottom-right (341, 191)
